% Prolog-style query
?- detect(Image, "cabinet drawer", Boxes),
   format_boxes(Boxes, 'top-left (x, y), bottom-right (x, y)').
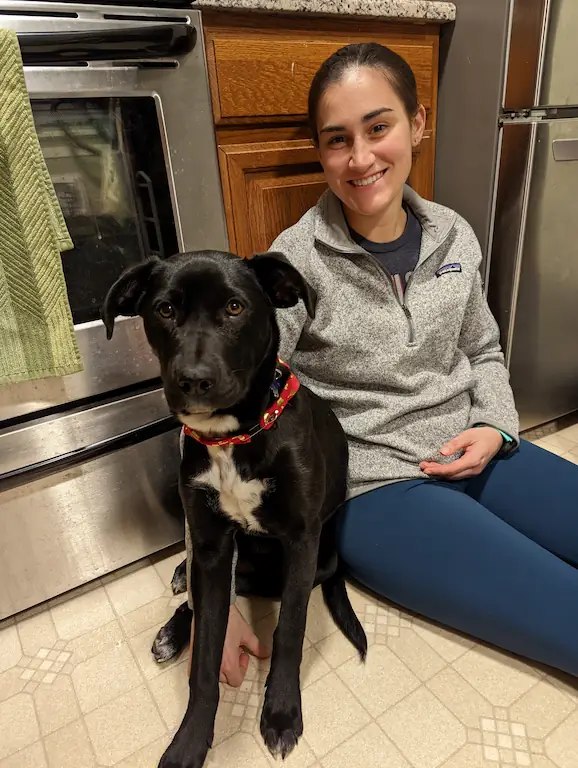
top-left (208, 36), bottom-right (436, 123)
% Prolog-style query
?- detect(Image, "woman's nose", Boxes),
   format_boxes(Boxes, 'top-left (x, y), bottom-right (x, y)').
top-left (349, 138), bottom-right (375, 171)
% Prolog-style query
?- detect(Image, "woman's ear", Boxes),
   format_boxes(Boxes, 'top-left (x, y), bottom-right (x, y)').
top-left (411, 104), bottom-right (427, 148)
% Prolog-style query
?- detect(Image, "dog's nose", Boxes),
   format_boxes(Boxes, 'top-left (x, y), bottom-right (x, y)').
top-left (177, 368), bottom-right (215, 397)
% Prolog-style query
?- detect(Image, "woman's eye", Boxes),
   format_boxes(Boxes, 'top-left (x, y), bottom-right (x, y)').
top-left (371, 123), bottom-right (388, 135)
top-left (157, 302), bottom-right (174, 319)
top-left (226, 299), bottom-right (245, 317)
top-left (328, 135), bottom-right (345, 146)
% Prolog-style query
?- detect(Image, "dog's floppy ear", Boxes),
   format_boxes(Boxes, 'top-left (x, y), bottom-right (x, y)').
top-left (248, 251), bottom-right (317, 319)
top-left (101, 259), bottom-right (158, 339)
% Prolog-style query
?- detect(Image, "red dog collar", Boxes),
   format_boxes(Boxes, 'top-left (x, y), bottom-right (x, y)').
top-left (182, 359), bottom-right (300, 447)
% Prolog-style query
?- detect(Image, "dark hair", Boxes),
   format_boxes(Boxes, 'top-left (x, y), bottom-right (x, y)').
top-left (307, 42), bottom-right (419, 145)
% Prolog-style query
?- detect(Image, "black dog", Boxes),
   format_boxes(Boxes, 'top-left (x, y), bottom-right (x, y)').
top-left (102, 250), bottom-right (366, 768)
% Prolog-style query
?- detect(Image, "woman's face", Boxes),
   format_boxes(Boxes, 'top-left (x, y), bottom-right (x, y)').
top-left (316, 66), bottom-right (426, 221)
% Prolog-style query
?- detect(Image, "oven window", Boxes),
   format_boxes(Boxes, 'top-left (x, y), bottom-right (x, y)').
top-left (32, 98), bottom-right (179, 325)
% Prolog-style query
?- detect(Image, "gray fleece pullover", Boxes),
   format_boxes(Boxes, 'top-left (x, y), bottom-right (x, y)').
top-left (272, 185), bottom-right (520, 498)
top-left (185, 185), bottom-right (520, 607)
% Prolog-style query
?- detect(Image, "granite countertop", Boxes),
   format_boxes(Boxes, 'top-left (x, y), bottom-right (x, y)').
top-left (194, 0), bottom-right (456, 23)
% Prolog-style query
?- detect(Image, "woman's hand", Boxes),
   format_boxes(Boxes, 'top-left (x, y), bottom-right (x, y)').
top-left (188, 603), bottom-right (270, 687)
top-left (419, 427), bottom-right (503, 480)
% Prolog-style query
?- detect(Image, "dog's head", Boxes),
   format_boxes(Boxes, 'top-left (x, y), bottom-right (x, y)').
top-left (101, 250), bottom-right (315, 420)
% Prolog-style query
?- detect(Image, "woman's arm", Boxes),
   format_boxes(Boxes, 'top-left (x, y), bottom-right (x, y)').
top-left (458, 269), bottom-right (520, 445)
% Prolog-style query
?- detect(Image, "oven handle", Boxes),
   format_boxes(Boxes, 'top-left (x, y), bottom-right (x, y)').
top-left (17, 23), bottom-right (196, 65)
top-left (0, 416), bottom-right (180, 494)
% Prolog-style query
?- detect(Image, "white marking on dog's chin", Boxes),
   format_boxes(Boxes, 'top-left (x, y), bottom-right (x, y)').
top-left (178, 412), bottom-right (240, 436)
top-left (194, 446), bottom-right (267, 533)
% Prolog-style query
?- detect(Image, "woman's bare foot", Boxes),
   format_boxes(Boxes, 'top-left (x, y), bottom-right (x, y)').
top-left (188, 604), bottom-right (270, 686)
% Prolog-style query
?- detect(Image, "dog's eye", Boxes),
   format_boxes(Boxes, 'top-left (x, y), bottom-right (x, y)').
top-left (226, 299), bottom-right (244, 317)
top-left (157, 302), bottom-right (175, 319)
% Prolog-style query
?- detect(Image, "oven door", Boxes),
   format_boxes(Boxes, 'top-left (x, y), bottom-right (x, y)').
top-left (0, 4), bottom-right (228, 423)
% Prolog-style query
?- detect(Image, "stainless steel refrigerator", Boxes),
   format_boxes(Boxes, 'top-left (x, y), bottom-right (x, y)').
top-left (435, 0), bottom-right (578, 430)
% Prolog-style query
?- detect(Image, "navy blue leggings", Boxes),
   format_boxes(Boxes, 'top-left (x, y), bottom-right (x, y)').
top-left (337, 440), bottom-right (578, 677)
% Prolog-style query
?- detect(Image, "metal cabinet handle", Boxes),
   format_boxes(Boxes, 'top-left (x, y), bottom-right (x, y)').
top-left (17, 23), bottom-right (196, 65)
top-left (0, 416), bottom-right (179, 493)
top-left (552, 139), bottom-right (578, 162)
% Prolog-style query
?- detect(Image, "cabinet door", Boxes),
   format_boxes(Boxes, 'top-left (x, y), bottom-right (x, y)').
top-left (219, 139), bottom-right (326, 256)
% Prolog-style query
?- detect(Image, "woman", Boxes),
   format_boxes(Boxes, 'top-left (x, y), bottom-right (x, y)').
top-left (202, 43), bottom-right (578, 687)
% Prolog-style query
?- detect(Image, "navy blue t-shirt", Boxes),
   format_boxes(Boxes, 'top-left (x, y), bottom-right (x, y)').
top-left (349, 204), bottom-right (422, 301)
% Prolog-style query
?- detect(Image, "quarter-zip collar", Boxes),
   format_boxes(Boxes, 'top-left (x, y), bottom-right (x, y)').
top-left (313, 185), bottom-right (457, 266)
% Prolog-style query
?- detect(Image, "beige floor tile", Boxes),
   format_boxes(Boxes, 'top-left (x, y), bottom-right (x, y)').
top-left (128, 625), bottom-right (187, 681)
top-left (71, 641), bottom-right (142, 714)
top-left (0, 668), bottom-right (26, 704)
top-left (205, 733), bottom-right (270, 768)
top-left (115, 735), bottom-right (172, 767)
top-left (65, 619), bottom-right (125, 666)
top-left (440, 743), bottom-right (491, 767)
top-left (149, 662), bottom-right (243, 746)
top-left (337, 644), bottom-right (420, 717)
top-left (321, 722), bottom-right (411, 768)
top-left (147, 661), bottom-right (190, 731)
top-left (545, 711), bottom-right (578, 768)
top-left (387, 628), bottom-right (446, 681)
top-left (33, 674), bottom-right (80, 736)
top-left (546, 673), bottom-right (578, 703)
top-left (50, 585), bottom-right (114, 642)
top-left (0, 623), bottom-right (22, 674)
top-left (300, 647), bottom-right (331, 688)
top-left (453, 646), bottom-right (540, 707)
top-left (103, 564), bottom-right (166, 617)
top-left (412, 619), bottom-right (474, 663)
top-left (316, 629), bottom-right (360, 669)
top-left (118, 597), bottom-right (173, 639)
top-left (305, 588), bottom-right (339, 645)
top-left (301, 673), bottom-right (372, 757)
top-left (427, 666), bottom-right (493, 729)
top-left (84, 685), bottom-right (166, 766)
top-left (379, 687), bottom-right (466, 768)
top-left (0, 694), bottom-right (40, 761)
top-left (44, 719), bottom-right (95, 768)
top-left (509, 680), bottom-right (576, 739)
top-left (562, 450), bottom-right (578, 464)
top-left (150, 548), bottom-right (186, 588)
top-left (557, 423), bottom-right (578, 443)
top-left (0, 741), bottom-right (47, 768)
top-left (16, 611), bottom-right (57, 659)
top-left (532, 757), bottom-right (564, 768)
top-left (344, 580), bottom-right (377, 613)
top-left (535, 439), bottom-right (568, 457)
top-left (540, 432), bottom-right (578, 452)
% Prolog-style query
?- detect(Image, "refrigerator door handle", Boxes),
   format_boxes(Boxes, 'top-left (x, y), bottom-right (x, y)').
top-left (552, 139), bottom-right (578, 162)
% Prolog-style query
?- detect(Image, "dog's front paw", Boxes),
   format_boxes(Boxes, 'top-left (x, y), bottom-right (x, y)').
top-left (260, 694), bottom-right (303, 759)
top-left (171, 559), bottom-right (188, 595)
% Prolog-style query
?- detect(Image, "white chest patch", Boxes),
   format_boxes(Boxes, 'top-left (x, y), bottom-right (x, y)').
top-left (194, 446), bottom-right (267, 533)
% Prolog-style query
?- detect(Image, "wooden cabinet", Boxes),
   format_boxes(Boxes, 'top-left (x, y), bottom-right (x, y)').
top-left (203, 11), bottom-right (441, 256)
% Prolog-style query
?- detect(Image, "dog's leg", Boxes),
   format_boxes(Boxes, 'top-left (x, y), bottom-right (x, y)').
top-left (260, 529), bottom-right (320, 759)
top-left (159, 493), bottom-right (234, 768)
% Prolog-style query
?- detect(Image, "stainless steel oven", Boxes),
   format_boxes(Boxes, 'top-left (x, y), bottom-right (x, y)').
top-left (0, 1), bottom-right (228, 618)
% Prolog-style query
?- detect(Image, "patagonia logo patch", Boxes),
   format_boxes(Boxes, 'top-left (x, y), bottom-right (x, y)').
top-left (436, 263), bottom-right (462, 277)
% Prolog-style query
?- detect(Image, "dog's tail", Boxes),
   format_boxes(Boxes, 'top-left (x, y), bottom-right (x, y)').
top-left (321, 573), bottom-right (367, 662)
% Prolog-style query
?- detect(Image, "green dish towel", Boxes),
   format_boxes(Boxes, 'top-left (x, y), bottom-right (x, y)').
top-left (0, 28), bottom-right (82, 385)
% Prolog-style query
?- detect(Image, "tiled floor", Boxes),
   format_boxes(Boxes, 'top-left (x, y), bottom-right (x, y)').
top-left (2, 424), bottom-right (578, 768)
